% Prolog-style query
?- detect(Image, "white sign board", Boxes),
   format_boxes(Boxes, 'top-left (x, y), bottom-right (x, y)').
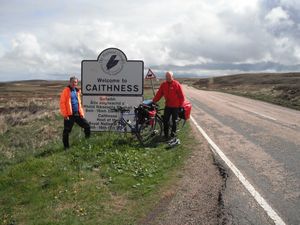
top-left (82, 48), bottom-right (144, 96)
top-left (83, 95), bottom-right (143, 131)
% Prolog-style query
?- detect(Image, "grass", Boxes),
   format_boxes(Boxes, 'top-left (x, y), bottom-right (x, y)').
top-left (0, 111), bottom-right (62, 170)
top-left (222, 89), bottom-right (300, 110)
top-left (0, 87), bottom-right (193, 225)
top-left (0, 125), bottom-right (191, 225)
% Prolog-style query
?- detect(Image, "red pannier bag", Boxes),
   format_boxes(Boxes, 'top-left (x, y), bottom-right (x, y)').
top-left (148, 110), bottom-right (156, 125)
top-left (148, 110), bottom-right (156, 118)
top-left (179, 100), bottom-right (192, 120)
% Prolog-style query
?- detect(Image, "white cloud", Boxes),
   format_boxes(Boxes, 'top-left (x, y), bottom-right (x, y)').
top-left (0, 42), bottom-right (5, 58)
top-left (0, 0), bottom-right (300, 81)
top-left (279, 0), bottom-right (300, 9)
top-left (10, 33), bottom-right (41, 60)
top-left (265, 6), bottom-right (292, 25)
top-left (271, 37), bottom-right (298, 64)
top-left (218, 0), bottom-right (259, 13)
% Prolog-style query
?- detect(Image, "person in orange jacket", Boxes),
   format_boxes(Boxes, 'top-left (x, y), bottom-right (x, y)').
top-left (153, 71), bottom-right (185, 140)
top-left (60, 76), bottom-right (90, 149)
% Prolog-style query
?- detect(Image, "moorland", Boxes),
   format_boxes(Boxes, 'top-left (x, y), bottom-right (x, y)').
top-left (0, 72), bottom-right (299, 224)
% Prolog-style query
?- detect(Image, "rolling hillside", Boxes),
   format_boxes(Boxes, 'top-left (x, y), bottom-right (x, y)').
top-left (192, 73), bottom-right (300, 110)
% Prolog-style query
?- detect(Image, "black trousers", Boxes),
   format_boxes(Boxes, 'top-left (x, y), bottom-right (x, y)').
top-left (163, 107), bottom-right (179, 138)
top-left (63, 115), bottom-right (90, 148)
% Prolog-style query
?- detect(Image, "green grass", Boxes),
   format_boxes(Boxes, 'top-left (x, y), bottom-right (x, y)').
top-left (0, 113), bottom-right (192, 225)
top-left (0, 88), bottom-right (195, 224)
top-left (221, 89), bottom-right (300, 110)
top-left (0, 113), bottom-right (63, 170)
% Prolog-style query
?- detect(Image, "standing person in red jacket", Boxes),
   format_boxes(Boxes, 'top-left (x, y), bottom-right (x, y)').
top-left (153, 71), bottom-right (185, 140)
top-left (60, 76), bottom-right (90, 149)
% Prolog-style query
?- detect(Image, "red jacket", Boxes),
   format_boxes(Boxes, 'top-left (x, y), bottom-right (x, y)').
top-left (153, 80), bottom-right (185, 107)
top-left (60, 86), bottom-right (84, 117)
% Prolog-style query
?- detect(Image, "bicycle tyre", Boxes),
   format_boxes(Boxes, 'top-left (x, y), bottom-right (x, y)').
top-left (109, 119), bottom-right (128, 143)
top-left (138, 116), bottom-right (163, 146)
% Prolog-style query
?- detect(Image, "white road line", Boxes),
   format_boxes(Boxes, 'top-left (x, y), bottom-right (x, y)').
top-left (190, 116), bottom-right (286, 225)
top-left (250, 111), bottom-right (277, 121)
top-left (228, 103), bottom-right (277, 121)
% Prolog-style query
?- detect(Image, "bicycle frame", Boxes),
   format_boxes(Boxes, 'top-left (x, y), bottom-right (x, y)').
top-left (109, 105), bottom-right (163, 146)
top-left (110, 106), bottom-right (139, 133)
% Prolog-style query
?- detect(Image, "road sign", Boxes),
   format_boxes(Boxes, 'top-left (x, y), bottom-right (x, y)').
top-left (145, 68), bottom-right (156, 79)
top-left (81, 48), bottom-right (144, 96)
top-left (145, 68), bottom-right (157, 96)
top-left (83, 95), bottom-right (143, 131)
top-left (81, 48), bottom-right (144, 131)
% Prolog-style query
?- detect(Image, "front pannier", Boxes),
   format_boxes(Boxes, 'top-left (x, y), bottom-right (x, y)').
top-left (135, 100), bottom-right (157, 124)
top-left (135, 105), bottom-right (156, 124)
top-left (135, 105), bottom-right (148, 124)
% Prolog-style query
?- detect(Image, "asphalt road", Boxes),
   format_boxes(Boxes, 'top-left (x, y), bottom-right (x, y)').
top-left (184, 85), bottom-right (300, 225)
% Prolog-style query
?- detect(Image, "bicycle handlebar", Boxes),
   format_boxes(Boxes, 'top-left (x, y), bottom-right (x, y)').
top-left (109, 102), bottom-right (161, 114)
top-left (140, 102), bottom-right (159, 110)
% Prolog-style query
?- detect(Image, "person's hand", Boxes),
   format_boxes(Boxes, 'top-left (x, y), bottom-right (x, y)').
top-left (64, 116), bottom-right (69, 120)
top-left (151, 101), bottom-right (158, 107)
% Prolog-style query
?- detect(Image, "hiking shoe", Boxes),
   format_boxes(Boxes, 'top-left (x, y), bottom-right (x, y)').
top-left (166, 137), bottom-right (176, 144)
top-left (168, 138), bottom-right (180, 147)
top-left (168, 137), bottom-right (177, 144)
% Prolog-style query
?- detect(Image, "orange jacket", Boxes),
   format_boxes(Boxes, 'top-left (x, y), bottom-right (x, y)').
top-left (60, 86), bottom-right (84, 117)
top-left (153, 80), bottom-right (185, 107)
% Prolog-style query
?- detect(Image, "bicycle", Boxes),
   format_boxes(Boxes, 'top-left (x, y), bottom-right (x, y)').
top-left (109, 105), bottom-right (163, 146)
top-left (140, 100), bottom-right (190, 147)
top-left (136, 102), bottom-right (164, 144)
top-left (142, 99), bottom-right (186, 130)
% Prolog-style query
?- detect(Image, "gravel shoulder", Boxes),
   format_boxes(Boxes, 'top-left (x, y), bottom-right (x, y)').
top-left (140, 123), bottom-right (225, 225)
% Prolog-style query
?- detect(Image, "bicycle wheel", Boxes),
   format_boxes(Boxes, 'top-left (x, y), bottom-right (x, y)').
top-left (138, 116), bottom-right (163, 146)
top-left (109, 119), bottom-right (128, 144)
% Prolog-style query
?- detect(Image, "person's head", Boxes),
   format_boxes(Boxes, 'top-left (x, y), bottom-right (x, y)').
top-left (69, 76), bottom-right (79, 88)
top-left (165, 71), bottom-right (174, 83)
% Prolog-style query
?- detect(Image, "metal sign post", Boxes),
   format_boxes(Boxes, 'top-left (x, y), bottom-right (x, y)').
top-left (145, 68), bottom-right (157, 96)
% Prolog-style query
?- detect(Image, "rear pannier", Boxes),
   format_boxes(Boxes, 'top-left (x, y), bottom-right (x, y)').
top-left (179, 100), bottom-right (192, 120)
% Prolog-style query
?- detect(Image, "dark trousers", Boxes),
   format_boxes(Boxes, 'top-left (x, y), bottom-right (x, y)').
top-left (163, 107), bottom-right (179, 138)
top-left (63, 115), bottom-right (91, 148)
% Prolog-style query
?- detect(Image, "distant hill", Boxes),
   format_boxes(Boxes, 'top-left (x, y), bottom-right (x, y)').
top-left (1, 74), bottom-right (299, 110)
top-left (192, 72), bottom-right (300, 110)
top-left (193, 72), bottom-right (300, 87)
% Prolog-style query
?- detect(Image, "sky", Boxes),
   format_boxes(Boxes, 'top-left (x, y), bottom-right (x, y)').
top-left (0, 0), bottom-right (300, 81)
